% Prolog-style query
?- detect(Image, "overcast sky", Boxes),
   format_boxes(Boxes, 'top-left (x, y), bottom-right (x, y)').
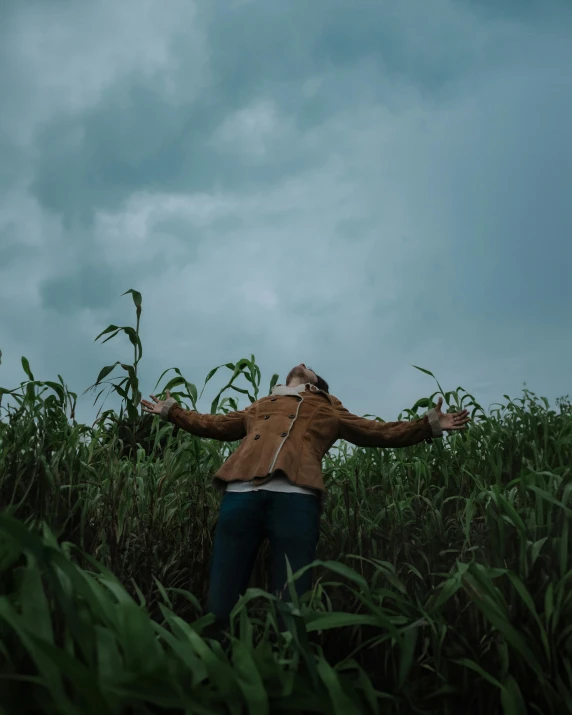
top-left (1, 0), bottom-right (571, 426)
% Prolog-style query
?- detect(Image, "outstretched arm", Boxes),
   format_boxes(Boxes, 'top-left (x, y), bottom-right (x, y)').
top-left (334, 396), bottom-right (470, 448)
top-left (141, 391), bottom-right (248, 442)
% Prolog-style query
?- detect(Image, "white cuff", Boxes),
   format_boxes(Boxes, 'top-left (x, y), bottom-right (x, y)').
top-left (426, 408), bottom-right (443, 438)
top-left (159, 397), bottom-right (177, 421)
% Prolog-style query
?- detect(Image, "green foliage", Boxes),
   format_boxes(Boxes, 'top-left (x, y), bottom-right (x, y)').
top-left (0, 292), bottom-right (571, 713)
top-left (87, 289), bottom-right (144, 423)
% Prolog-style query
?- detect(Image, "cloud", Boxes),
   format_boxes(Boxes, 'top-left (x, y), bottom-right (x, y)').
top-left (1, 0), bottom-right (571, 428)
top-left (0, 0), bottom-right (203, 143)
top-left (212, 100), bottom-right (287, 158)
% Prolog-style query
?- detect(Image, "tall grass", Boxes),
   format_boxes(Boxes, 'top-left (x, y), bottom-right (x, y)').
top-left (0, 291), bottom-right (571, 714)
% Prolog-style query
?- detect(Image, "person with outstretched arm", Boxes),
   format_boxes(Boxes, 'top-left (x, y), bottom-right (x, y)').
top-left (141, 363), bottom-right (470, 642)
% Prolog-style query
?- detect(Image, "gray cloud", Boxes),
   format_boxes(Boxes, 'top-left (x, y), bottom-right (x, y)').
top-left (40, 264), bottom-right (124, 315)
top-left (1, 0), bottom-right (571, 428)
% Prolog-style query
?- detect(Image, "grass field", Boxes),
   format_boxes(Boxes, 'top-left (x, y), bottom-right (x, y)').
top-left (0, 292), bottom-right (571, 714)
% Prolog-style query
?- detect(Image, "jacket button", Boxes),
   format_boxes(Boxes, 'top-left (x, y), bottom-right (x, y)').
top-left (264, 415), bottom-right (270, 420)
top-left (270, 397), bottom-right (277, 401)
top-left (288, 414), bottom-right (295, 419)
top-left (254, 434), bottom-right (260, 440)
top-left (281, 432), bottom-right (288, 437)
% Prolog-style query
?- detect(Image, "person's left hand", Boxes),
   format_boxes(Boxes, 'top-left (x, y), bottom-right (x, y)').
top-left (434, 397), bottom-right (471, 431)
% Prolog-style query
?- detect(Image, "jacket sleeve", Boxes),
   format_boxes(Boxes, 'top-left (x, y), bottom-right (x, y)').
top-left (158, 397), bottom-right (249, 441)
top-left (333, 398), bottom-right (443, 448)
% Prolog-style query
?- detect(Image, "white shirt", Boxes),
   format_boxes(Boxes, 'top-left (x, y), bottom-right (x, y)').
top-left (225, 383), bottom-right (318, 498)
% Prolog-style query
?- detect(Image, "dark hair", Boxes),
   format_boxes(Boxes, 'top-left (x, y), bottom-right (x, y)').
top-left (309, 368), bottom-right (329, 393)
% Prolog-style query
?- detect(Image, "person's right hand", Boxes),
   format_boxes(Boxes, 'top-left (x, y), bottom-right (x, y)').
top-left (141, 390), bottom-right (173, 416)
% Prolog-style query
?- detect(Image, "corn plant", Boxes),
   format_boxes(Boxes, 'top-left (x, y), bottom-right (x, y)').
top-left (1, 291), bottom-right (571, 714)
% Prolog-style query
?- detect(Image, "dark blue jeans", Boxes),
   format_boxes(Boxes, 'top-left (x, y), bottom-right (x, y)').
top-left (206, 490), bottom-right (321, 637)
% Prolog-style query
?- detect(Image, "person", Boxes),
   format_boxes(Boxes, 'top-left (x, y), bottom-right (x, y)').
top-left (141, 363), bottom-right (470, 641)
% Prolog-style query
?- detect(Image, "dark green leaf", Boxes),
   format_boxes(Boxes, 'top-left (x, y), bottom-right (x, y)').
top-left (122, 289), bottom-right (142, 308)
top-left (95, 363), bottom-right (120, 385)
top-left (21, 356), bottom-right (34, 380)
top-left (94, 324), bottom-right (120, 342)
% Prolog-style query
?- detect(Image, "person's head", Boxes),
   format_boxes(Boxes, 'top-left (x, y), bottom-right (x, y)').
top-left (285, 363), bottom-right (329, 393)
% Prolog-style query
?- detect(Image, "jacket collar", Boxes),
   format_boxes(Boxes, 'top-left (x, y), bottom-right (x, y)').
top-left (271, 382), bottom-right (334, 405)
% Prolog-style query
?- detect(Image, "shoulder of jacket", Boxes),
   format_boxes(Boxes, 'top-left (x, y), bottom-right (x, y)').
top-left (305, 389), bottom-right (339, 408)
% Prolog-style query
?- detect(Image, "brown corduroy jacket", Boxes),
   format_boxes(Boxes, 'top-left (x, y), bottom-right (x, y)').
top-left (159, 383), bottom-right (443, 497)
